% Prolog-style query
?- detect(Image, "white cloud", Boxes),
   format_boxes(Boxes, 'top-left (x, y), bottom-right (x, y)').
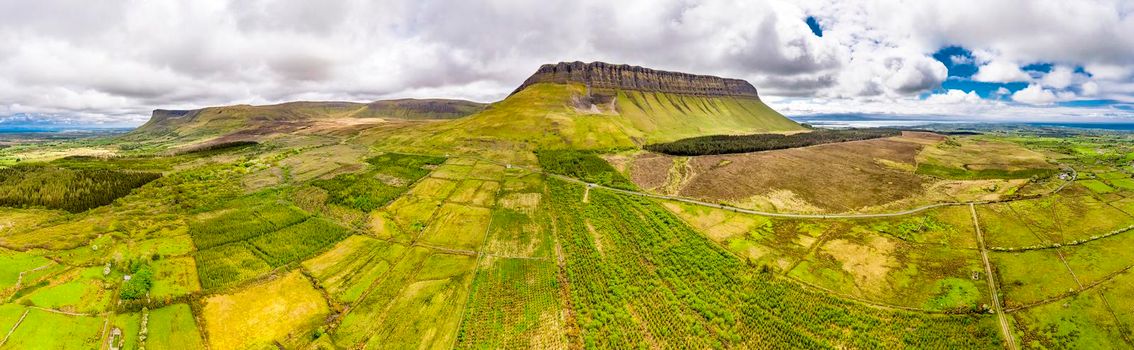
top-left (1012, 84), bottom-right (1059, 105)
top-left (1080, 81), bottom-right (1100, 96)
top-left (972, 60), bottom-right (1032, 82)
top-left (950, 55), bottom-right (973, 65)
top-left (0, 0), bottom-right (1130, 125)
top-left (925, 89), bottom-right (982, 104)
top-left (1040, 66), bottom-right (1081, 90)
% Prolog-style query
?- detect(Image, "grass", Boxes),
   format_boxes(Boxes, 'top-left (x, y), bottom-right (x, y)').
top-left (110, 312), bottom-right (142, 350)
top-left (368, 210), bottom-right (414, 243)
top-left (333, 246), bottom-right (433, 347)
top-left (0, 303), bottom-right (26, 334)
top-left (786, 228), bottom-right (987, 310)
top-left (201, 271), bottom-right (329, 349)
top-left (420, 203), bottom-right (493, 251)
top-left (481, 208), bottom-right (554, 259)
top-left (915, 137), bottom-right (1058, 180)
top-left (0, 249), bottom-right (52, 291)
top-left (331, 248), bottom-right (481, 349)
top-left (1011, 292), bottom-right (1128, 349)
top-left (116, 235), bottom-right (195, 260)
top-left (357, 252), bottom-right (478, 349)
top-left (1078, 179), bottom-right (1116, 194)
top-left (16, 266), bottom-right (112, 314)
top-left (409, 177), bottom-right (459, 198)
top-left (1007, 194), bottom-right (1134, 245)
top-left (0, 308), bottom-right (104, 349)
top-left (149, 257), bottom-right (201, 299)
top-left (976, 203), bottom-right (1048, 248)
top-left (447, 179), bottom-right (500, 207)
top-left (146, 304), bottom-right (207, 350)
top-left (1109, 178), bottom-right (1134, 190)
top-left (309, 153), bottom-right (444, 212)
top-left (384, 194), bottom-right (445, 235)
top-left (302, 235), bottom-right (408, 303)
top-left (1059, 229), bottom-right (1134, 285)
top-left (992, 250), bottom-right (1082, 307)
top-left (612, 89), bottom-right (803, 143)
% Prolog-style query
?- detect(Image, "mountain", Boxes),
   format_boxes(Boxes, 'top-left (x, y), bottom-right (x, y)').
top-left (511, 61), bottom-right (760, 97)
top-left (381, 61), bottom-right (803, 155)
top-left (130, 99), bottom-right (486, 139)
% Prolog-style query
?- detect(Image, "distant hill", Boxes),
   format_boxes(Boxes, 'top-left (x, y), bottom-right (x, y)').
top-left (383, 61), bottom-right (803, 154)
top-left (129, 99), bottom-right (486, 139)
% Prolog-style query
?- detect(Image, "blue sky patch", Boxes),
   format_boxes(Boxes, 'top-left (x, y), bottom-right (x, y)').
top-left (805, 16), bottom-right (822, 37)
top-left (931, 46), bottom-right (976, 78)
top-left (938, 79), bottom-right (1027, 99)
top-left (1021, 62), bottom-right (1053, 73)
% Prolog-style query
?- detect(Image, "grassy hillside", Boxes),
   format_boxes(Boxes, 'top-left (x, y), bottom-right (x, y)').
top-left (377, 83), bottom-right (803, 161)
top-left (613, 89), bottom-right (803, 143)
top-left (128, 99), bottom-right (486, 140)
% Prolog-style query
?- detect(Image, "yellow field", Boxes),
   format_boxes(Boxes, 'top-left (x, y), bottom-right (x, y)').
top-left (201, 271), bottom-right (330, 349)
top-left (421, 203), bottom-right (492, 251)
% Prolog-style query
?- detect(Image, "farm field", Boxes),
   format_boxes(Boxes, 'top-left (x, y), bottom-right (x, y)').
top-left (201, 271), bottom-right (329, 349)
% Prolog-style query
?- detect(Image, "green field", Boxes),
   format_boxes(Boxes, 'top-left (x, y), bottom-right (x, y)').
top-left (146, 304), bottom-right (207, 350)
top-left (0, 308), bottom-right (104, 349)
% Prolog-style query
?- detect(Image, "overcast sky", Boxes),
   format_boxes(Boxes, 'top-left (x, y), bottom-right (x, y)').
top-left (1, 0), bottom-right (1133, 126)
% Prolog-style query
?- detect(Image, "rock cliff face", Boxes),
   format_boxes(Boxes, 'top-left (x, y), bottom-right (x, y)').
top-left (511, 61), bottom-right (760, 98)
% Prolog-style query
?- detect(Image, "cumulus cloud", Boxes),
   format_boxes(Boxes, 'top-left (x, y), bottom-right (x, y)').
top-left (0, 0), bottom-right (1131, 125)
top-left (972, 60), bottom-right (1032, 82)
top-left (925, 89), bottom-right (983, 104)
top-left (1013, 84), bottom-right (1059, 105)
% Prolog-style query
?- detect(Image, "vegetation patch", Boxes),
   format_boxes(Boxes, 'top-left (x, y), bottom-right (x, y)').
top-left (456, 258), bottom-right (566, 348)
top-left (915, 137), bottom-right (1058, 180)
top-left (147, 304), bottom-right (207, 350)
top-left (202, 271), bottom-right (330, 349)
top-left (1078, 179), bottom-right (1116, 194)
top-left (0, 166), bottom-right (160, 212)
top-left (992, 250), bottom-right (1082, 307)
top-left (149, 257), bottom-right (201, 299)
top-left (195, 243), bottom-right (272, 290)
top-left (309, 152), bottom-right (444, 211)
top-left (247, 217), bottom-right (351, 267)
top-left (333, 249), bottom-right (477, 349)
top-left (420, 203), bottom-right (492, 251)
top-left (536, 149), bottom-right (636, 190)
top-left (0, 308), bottom-right (104, 349)
top-left (545, 178), bottom-right (1000, 348)
top-left (1012, 292), bottom-right (1128, 349)
top-left (644, 128), bottom-right (902, 156)
top-left (188, 203), bottom-right (309, 250)
top-left (303, 235), bottom-right (407, 303)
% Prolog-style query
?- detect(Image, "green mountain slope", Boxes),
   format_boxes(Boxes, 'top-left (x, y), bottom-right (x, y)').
top-left (378, 62), bottom-right (802, 157)
top-left (128, 99), bottom-right (486, 140)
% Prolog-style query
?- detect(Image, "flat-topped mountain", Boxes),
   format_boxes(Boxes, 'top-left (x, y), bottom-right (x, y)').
top-left (511, 61), bottom-right (760, 98)
top-left (128, 61), bottom-right (799, 149)
top-left (132, 99), bottom-right (486, 138)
